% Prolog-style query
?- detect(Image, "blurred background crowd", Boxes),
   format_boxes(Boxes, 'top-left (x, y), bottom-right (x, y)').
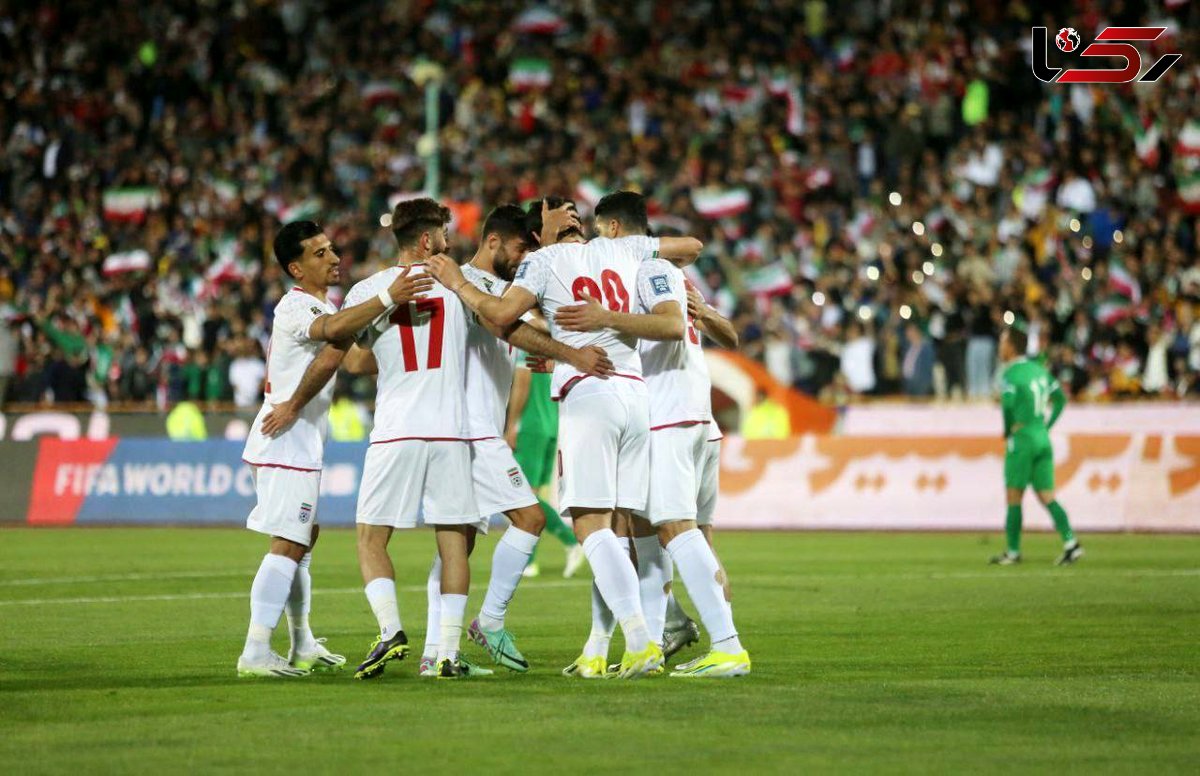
top-left (1, 0), bottom-right (1198, 410)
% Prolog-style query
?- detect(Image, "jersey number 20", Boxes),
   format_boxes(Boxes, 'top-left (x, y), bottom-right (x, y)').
top-left (391, 298), bottom-right (445, 372)
top-left (572, 270), bottom-right (629, 312)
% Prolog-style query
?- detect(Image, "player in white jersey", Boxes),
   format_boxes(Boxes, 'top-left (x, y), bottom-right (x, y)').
top-left (417, 203), bottom-right (616, 676)
top-left (235, 220), bottom-right (433, 678)
top-left (426, 193), bottom-right (703, 678)
top-left (551, 192), bottom-right (750, 678)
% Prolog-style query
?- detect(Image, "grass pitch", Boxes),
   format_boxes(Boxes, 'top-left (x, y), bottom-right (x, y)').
top-left (1, 528), bottom-right (1197, 774)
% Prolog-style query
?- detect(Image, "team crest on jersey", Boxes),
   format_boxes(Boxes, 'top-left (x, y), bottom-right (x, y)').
top-left (650, 275), bottom-right (671, 295)
top-left (298, 502), bottom-right (313, 523)
top-left (310, 306), bottom-right (323, 316)
top-left (482, 277), bottom-right (494, 293)
top-left (507, 467), bottom-right (524, 487)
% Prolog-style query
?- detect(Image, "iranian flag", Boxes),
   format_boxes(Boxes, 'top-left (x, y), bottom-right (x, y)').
top-left (743, 262), bottom-right (794, 296)
top-left (102, 187), bottom-right (162, 223)
top-left (1177, 120), bottom-right (1200, 158)
top-left (1133, 120), bottom-right (1162, 167)
top-left (277, 198), bottom-right (321, 223)
top-left (1178, 169), bottom-right (1200, 214)
top-left (648, 214), bottom-right (691, 235)
top-left (691, 187), bottom-right (751, 219)
top-left (102, 250), bottom-right (152, 276)
top-left (362, 80), bottom-right (403, 107)
top-left (1097, 257), bottom-right (1143, 324)
top-left (509, 58), bottom-right (552, 91)
top-left (574, 178), bottom-right (605, 213)
top-left (766, 71), bottom-right (804, 135)
top-left (513, 8), bottom-right (567, 34)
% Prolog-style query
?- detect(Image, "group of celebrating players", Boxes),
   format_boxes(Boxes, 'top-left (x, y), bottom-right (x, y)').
top-left (234, 190), bottom-right (751, 680)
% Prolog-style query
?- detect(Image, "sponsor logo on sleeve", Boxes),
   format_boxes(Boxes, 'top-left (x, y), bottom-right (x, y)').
top-left (650, 275), bottom-right (671, 295)
top-left (515, 262), bottom-right (528, 279)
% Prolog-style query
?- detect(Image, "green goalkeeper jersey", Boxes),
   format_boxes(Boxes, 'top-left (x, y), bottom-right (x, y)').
top-left (1000, 358), bottom-right (1065, 438)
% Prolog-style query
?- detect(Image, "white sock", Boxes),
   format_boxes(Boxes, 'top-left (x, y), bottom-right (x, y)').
top-left (666, 528), bottom-right (742, 654)
top-left (582, 581), bottom-right (616, 660)
top-left (422, 555), bottom-right (441, 660)
top-left (665, 590), bottom-right (688, 629)
top-left (244, 553), bottom-right (299, 661)
top-left (633, 535), bottom-right (671, 645)
top-left (479, 526), bottom-right (539, 631)
top-left (364, 577), bottom-right (402, 640)
top-left (437, 593), bottom-right (468, 663)
top-left (285, 552), bottom-right (315, 653)
top-left (583, 529), bottom-right (649, 653)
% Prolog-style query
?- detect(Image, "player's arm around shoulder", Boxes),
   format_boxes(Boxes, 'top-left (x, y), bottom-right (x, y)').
top-left (307, 268), bottom-right (432, 343)
top-left (428, 252), bottom-right (538, 328)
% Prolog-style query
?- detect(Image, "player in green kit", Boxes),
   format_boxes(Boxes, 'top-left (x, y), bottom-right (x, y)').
top-left (990, 326), bottom-right (1084, 567)
top-left (504, 355), bottom-right (586, 578)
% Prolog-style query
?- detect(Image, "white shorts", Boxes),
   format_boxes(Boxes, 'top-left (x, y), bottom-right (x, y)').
top-left (557, 379), bottom-right (649, 515)
top-left (640, 423), bottom-right (709, 526)
top-left (471, 437), bottom-right (538, 516)
top-left (697, 437), bottom-right (721, 527)
top-left (246, 465), bottom-right (320, 546)
top-left (357, 440), bottom-right (484, 531)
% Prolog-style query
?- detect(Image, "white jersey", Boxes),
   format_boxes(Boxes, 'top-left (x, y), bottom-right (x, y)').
top-left (344, 263), bottom-right (472, 443)
top-left (461, 263), bottom-right (519, 438)
top-left (510, 235), bottom-right (661, 399)
top-left (636, 260), bottom-right (713, 429)
top-left (242, 288), bottom-right (338, 470)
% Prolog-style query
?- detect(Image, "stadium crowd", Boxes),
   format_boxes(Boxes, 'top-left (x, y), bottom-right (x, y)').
top-left (0, 0), bottom-right (1197, 408)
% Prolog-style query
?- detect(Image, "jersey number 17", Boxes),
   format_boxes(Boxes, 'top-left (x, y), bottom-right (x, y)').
top-left (391, 298), bottom-right (444, 372)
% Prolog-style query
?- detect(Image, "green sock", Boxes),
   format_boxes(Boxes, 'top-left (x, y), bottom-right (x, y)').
top-left (1046, 501), bottom-right (1075, 544)
top-left (540, 497), bottom-right (577, 548)
top-left (1005, 504), bottom-right (1023, 555)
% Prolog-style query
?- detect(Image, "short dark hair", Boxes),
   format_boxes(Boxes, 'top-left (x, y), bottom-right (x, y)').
top-left (481, 204), bottom-right (528, 242)
top-left (524, 196), bottom-right (580, 242)
top-left (594, 191), bottom-right (649, 234)
top-left (273, 221), bottom-right (323, 276)
top-left (390, 197), bottom-right (451, 248)
top-left (1005, 326), bottom-right (1029, 355)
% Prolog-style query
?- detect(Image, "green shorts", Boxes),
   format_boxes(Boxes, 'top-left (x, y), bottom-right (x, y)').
top-left (1004, 430), bottom-right (1055, 492)
top-left (515, 428), bottom-right (557, 490)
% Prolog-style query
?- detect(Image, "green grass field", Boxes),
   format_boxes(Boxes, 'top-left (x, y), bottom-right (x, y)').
top-left (1, 528), bottom-right (1197, 774)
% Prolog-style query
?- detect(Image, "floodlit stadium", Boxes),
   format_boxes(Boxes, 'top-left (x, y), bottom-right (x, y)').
top-left (1, 1), bottom-right (1198, 772)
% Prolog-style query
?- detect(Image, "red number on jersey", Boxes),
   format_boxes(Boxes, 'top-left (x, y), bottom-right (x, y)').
top-left (571, 271), bottom-right (630, 312)
top-left (390, 298), bottom-right (445, 372)
top-left (686, 316), bottom-right (700, 345)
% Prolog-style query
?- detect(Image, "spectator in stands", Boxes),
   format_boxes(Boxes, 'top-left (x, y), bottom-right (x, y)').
top-left (839, 321), bottom-right (876, 395)
top-left (0, 0), bottom-right (1194, 410)
top-left (228, 338), bottom-right (265, 410)
top-left (902, 323), bottom-right (935, 398)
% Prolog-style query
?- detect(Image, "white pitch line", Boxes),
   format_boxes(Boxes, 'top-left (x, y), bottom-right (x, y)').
top-left (0, 580), bottom-right (590, 607)
top-left (0, 570), bottom-right (248, 587)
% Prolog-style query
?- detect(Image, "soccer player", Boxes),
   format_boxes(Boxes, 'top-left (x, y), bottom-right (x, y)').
top-left (419, 203), bottom-right (615, 676)
top-left (553, 191), bottom-right (750, 678)
top-left (426, 195), bottom-right (703, 678)
top-left (989, 326), bottom-right (1083, 566)
top-left (236, 220), bottom-right (433, 677)
top-left (265, 201), bottom-right (612, 680)
top-left (504, 357), bottom-right (586, 580)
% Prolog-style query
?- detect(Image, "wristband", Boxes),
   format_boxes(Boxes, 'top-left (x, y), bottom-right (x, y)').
top-left (377, 289), bottom-right (395, 309)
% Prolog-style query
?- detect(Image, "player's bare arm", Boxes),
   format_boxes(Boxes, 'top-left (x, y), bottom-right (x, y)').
top-left (427, 253), bottom-right (537, 328)
top-left (687, 286), bottom-right (738, 348)
top-left (341, 344), bottom-right (378, 376)
top-left (537, 200), bottom-right (581, 247)
top-left (656, 236), bottom-right (704, 267)
top-left (309, 268), bottom-right (433, 343)
top-left (260, 341), bottom-right (350, 437)
top-left (506, 321), bottom-right (615, 378)
top-left (556, 295), bottom-right (685, 341)
top-left (504, 365), bottom-right (532, 449)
